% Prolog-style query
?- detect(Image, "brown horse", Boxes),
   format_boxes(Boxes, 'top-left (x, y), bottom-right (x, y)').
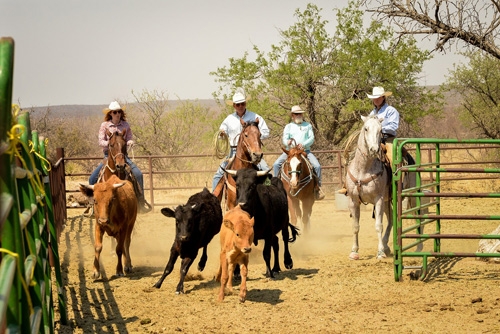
top-left (213, 119), bottom-right (264, 210)
top-left (279, 146), bottom-right (316, 232)
top-left (98, 129), bottom-right (128, 182)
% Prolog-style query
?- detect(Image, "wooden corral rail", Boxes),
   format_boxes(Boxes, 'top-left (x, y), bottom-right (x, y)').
top-left (58, 149), bottom-right (347, 210)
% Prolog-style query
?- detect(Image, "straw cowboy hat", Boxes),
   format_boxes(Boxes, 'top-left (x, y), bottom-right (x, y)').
top-left (290, 105), bottom-right (305, 114)
top-left (367, 86), bottom-right (392, 99)
top-left (102, 101), bottom-right (124, 115)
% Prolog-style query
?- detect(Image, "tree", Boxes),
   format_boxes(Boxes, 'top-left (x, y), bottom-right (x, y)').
top-left (210, 1), bottom-right (442, 149)
top-left (361, 0), bottom-right (500, 58)
top-left (443, 50), bottom-right (500, 139)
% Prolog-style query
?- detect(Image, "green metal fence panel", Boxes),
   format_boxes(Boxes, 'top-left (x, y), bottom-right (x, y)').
top-left (392, 138), bottom-right (500, 281)
top-left (0, 36), bottom-right (66, 333)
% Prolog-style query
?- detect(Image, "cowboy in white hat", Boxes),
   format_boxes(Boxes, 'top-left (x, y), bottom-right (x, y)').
top-left (211, 88), bottom-right (271, 192)
top-left (273, 105), bottom-right (325, 200)
top-left (338, 86), bottom-right (400, 195)
top-left (366, 86), bottom-right (399, 163)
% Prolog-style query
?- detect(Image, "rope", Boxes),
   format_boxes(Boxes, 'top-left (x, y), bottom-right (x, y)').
top-left (213, 130), bottom-right (229, 159)
top-left (342, 129), bottom-right (360, 166)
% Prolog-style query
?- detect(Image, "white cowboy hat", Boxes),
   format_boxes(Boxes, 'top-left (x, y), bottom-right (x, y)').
top-left (367, 86), bottom-right (392, 99)
top-left (103, 101), bottom-right (124, 114)
top-left (291, 105), bottom-right (305, 114)
top-left (225, 88), bottom-right (251, 106)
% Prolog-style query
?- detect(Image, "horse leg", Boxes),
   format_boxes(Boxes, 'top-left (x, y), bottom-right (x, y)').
top-left (373, 197), bottom-right (387, 259)
top-left (349, 198), bottom-right (361, 260)
top-left (382, 197), bottom-right (392, 256)
top-left (301, 197), bottom-right (314, 232)
top-left (293, 198), bottom-right (303, 229)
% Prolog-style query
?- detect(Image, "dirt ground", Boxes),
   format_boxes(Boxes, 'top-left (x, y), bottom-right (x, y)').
top-left (54, 191), bottom-right (500, 334)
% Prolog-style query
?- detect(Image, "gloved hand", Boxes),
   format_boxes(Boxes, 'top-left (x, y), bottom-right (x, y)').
top-left (127, 140), bottom-right (134, 148)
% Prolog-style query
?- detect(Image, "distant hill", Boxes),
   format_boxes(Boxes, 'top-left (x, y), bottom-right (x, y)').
top-left (27, 99), bottom-right (220, 118)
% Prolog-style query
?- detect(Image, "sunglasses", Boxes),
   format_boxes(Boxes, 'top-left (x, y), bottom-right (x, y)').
top-left (234, 102), bottom-right (246, 107)
top-left (111, 110), bottom-right (122, 115)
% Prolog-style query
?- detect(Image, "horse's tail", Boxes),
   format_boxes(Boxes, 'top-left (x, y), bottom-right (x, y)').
top-left (287, 223), bottom-right (300, 243)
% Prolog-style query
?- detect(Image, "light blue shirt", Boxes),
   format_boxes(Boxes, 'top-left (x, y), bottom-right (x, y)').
top-left (369, 103), bottom-right (399, 137)
top-left (282, 121), bottom-right (314, 150)
top-left (219, 110), bottom-right (270, 146)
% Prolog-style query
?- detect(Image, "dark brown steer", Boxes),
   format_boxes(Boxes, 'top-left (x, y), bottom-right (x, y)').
top-left (80, 174), bottom-right (138, 279)
top-left (217, 205), bottom-right (254, 303)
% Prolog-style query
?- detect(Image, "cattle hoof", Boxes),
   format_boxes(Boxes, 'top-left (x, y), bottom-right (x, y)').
top-left (383, 247), bottom-right (391, 256)
top-left (285, 261), bottom-right (293, 270)
top-left (349, 252), bottom-right (360, 260)
top-left (175, 290), bottom-right (185, 295)
top-left (239, 297), bottom-right (246, 303)
top-left (92, 271), bottom-right (101, 279)
top-left (376, 251), bottom-right (387, 259)
top-left (124, 266), bottom-right (133, 273)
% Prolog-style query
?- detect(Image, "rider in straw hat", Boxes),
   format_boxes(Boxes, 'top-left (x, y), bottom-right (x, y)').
top-left (338, 86), bottom-right (400, 195)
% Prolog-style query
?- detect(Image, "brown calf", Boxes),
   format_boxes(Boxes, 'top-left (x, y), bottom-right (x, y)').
top-left (217, 205), bottom-right (254, 303)
top-left (80, 174), bottom-right (138, 279)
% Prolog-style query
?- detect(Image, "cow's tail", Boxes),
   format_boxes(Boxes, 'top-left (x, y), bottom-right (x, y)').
top-left (288, 223), bottom-right (300, 243)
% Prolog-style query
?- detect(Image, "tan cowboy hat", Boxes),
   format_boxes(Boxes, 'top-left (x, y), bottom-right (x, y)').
top-left (102, 101), bottom-right (124, 115)
top-left (290, 105), bottom-right (305, 114)
top-left (367, 86), bottom-right (392, 99)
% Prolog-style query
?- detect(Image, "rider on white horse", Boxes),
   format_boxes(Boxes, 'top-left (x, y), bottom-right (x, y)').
top-left (338, 86), bottom-right (400, 195)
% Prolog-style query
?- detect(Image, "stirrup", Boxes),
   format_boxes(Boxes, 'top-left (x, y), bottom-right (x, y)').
top-left (315, 188), bottom-right (326, 200)
top-left (139, 200), bottom-right (152, 214)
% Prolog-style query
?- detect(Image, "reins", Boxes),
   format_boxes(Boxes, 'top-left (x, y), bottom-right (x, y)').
top-left (280, 152), bottom-right (313, 197)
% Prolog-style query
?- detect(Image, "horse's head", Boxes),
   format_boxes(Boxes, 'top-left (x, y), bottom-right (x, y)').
top-left (238, 119), bottom-right (263, 165)
top-left (107, 129), bottom-right (127, 178)
top-left (360, 115), bottom-right (383, 158)
top-left (284, 146), bottom-right (308, 189)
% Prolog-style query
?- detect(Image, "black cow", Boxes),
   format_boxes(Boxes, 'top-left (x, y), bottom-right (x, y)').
top-left (225, 168), bottom-right (299, 278)
top-left (153, 187), bottom-right (222, 293)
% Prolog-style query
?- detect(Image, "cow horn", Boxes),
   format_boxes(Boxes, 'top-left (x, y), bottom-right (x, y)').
top-left (225, 169), bottom-right (237, 176)
top-left (113, 182), bottom-right (126, 189)
top-left (79, 183), bottom-right (95, 190)
top-left (256, 169), bottom-right (271, 177)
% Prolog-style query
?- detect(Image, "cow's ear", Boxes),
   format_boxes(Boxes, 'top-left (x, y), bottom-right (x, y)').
top-left (249, 217), bottom-right (255, 227)
top-left (223, 219), bottom-right (234, 231)
top-left (161, 207), bottom-right (175, 218)
top-left (79, 183), bottom-right (94, 197)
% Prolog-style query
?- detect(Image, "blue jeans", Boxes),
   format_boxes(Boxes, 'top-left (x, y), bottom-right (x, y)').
top-left (211, 148), bottom-right (269, 192)
top-left (89, 155), bottom-right (145, 200)
top-left (273, 150), bottom-right (322, 186)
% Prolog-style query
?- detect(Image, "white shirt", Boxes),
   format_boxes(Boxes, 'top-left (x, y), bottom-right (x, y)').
top-left (219, 110), bottom-right (270, 146)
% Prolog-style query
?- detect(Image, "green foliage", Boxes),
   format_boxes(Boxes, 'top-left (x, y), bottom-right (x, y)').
top-left (210, 1), bottom-right (442, 148)
top-left (443, 51), bottom-right (500, 139)
top-left (129, 89), bottom-right (221, 171)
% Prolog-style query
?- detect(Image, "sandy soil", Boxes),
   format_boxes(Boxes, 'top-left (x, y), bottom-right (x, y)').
top-left (54, 192), bottom-right (500, 334)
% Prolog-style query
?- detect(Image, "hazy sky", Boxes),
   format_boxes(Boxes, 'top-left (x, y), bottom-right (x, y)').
top-left (2, 0), bottom-right (464, 107)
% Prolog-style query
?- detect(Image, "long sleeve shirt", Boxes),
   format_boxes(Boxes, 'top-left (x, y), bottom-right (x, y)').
top-left (282, 121), bottom-right (315, 150)
top-left (368, 103), bottom-right (399, 137)
top-left (97, 120), bottom-right (133, 154)
top-left (219, 110), bottom-right (270, 146)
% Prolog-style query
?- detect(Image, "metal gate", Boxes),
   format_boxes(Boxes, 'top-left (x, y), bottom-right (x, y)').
top-left (0, 37), bottom-right (66, 333)
top-left (392, 138), bottom-right (500, 281)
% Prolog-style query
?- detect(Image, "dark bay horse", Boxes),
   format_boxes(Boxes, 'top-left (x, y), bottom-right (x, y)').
top-left (279, 147), bottom-right (316, 232)
top-left (213, 119), bottom-right (263, 210)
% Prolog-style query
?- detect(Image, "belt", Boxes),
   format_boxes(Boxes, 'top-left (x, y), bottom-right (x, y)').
top-left (230, 146), bottom-right (237, 148)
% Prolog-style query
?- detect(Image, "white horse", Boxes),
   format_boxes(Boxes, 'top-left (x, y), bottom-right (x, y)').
top-left (346, 115), bottom-right (392, 260)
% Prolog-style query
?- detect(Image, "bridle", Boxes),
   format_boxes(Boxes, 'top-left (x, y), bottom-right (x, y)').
top-left (280, 153), bottom-right (313, 196)
top-left (235, 123), bottom-right (263, 165)
top-left (106, 132), bottom-right (127, 177)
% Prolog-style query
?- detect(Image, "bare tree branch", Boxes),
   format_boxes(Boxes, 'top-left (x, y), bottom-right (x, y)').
top-left (362, 0), bottom-right (500, 58)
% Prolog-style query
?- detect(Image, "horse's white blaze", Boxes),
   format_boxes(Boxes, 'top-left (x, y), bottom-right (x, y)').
top-left (289, 156), bottom-right (300, 187)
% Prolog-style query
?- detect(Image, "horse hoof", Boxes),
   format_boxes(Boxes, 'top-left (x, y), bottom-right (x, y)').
top-left (349, 252), bottom-right (359, 260)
